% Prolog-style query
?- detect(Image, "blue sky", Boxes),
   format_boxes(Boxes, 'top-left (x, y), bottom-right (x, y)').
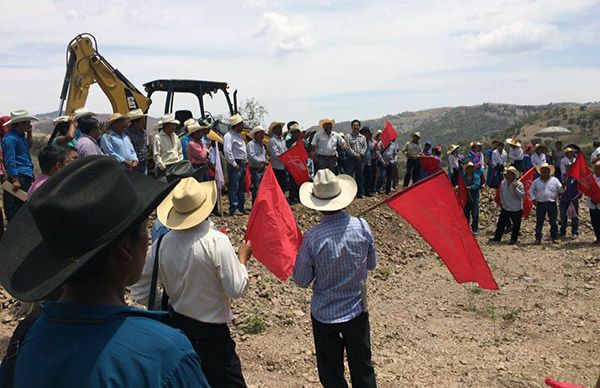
top-left (1, 0), bottom-right (599, 126)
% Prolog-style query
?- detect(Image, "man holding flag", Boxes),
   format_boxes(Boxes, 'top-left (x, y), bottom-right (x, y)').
top-left (293, 169), bottom-right (377, 388)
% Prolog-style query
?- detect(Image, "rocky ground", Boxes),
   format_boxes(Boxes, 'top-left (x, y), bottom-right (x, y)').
top-left (0, 188), bottom-right (599, 387)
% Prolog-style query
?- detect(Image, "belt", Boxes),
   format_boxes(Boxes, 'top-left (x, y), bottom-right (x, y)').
top-left (234, 159), bottom-right (247, 164)
top-left (317, 154), bottom-right (336, 159)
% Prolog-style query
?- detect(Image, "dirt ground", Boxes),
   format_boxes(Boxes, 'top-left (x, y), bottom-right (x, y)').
top-left (0, 188), bottom-right (598, 387)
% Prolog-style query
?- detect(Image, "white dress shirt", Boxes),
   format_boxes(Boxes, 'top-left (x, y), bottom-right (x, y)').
top-left (153, 131), bottom-right (183, 170)
top-left (529, 176), bottom-right (562, 203)
top-left (531, 152), bottom-right (547, 167)
top-left (448, 153), bottom-right (460, 170)
top-left (491, 149), bottom-right (507, 166)
top-left (268, 134), bottom-right (288, 170)
top-left (131, 220), bottom-right (248, 324)
top-left (500, 180), bottom-right (525, 211)
top-left (247, 139), bottom-right (267, 168)
top-left (311, 131), bottom-right (344, 156)
top-left (223, 130), bottom-right (247, 167)
top-left (507, 146), bottom-right (524, 163)
top-left (586, 175), bottom-right (600, 209)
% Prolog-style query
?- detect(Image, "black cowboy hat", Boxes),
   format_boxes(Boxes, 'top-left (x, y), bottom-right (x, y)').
top-left (0, 156), bottom-right (177, 301)
top-left (164, 160), bottom-right (206, 183)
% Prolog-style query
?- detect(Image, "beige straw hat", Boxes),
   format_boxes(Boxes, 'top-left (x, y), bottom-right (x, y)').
top-left (299, 169), bottom-right (357, 211)
top-left (157, 178), bottom-right (217, 230)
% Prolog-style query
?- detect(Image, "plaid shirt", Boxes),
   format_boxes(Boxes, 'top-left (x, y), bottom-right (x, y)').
top-left (126, 126), bottom-right (148, 163)
top-left (346, 133), bottom-right (367, 159)
top-left (293, 212), bottom-right (377, 324)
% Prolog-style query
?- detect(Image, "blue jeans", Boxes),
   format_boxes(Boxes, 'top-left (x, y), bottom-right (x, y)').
top-left (464, 195), bottom-right (479, 233)
top-left (346, 158), bottom-right (365, 196)
top-left (227, 163), bottom-right (246, 214)
top-left (134, 161), bottom-right (147, 175)
top-left (250, 167), bottom-right (264, 203)
top-left (375, 164), bottom-right (395, 194)
top-left (3, 175), bottom-right (33, 222)
top-left (535, 202), bottom-right (558, 241)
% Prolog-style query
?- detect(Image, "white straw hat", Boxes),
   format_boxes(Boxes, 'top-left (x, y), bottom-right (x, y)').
top-left (6, 110), bottom-right (40, 125)
top-left (299, 169), bottom-right (357, 211)
top-left (73, 107), bottom-right (96, 121)
top-left (157, 178), bottom-right (217, 230)
top-left (249, 126), bottom-right (266, 138)
top-left (128, 108), bottom-right (147, 121)
top-left (230, 114), bottom-right (243, 127)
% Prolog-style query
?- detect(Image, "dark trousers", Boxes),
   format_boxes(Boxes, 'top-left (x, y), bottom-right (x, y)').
top-left (134, 161), bottom-right (147, 175)
top-left (494, 209), bottom-right (523, 242)
top-left (403, 158), bottom-right (421, 187)
top-left (363, 163), bottom-right (376, 195)
top-left (535, 202), bottom-right (559, 241)
top-left (464, 196), bottom-right (479, 233)
top-left (316, 155), bottom-right (337, 175)
top-left (249, 167), bottom-right (264, 203)
top-left (3, 175), bottom-right (33, 222)
top-left (274, 168), bottom-right (287, 193)
top-left (559, 198), bottom-right (579, 236)
top-left (311, 312), bottom-right (376, 388)
top-left (288, 172), bottom-right (300, 203)
top-left (170, 311), bottom-right (246, 388)
top-left (590, 209), bottom-right (600, 242)
top-left (226, 162), bottom-right (246, 214)
top-left (346, 158), bottom-right (365, 196)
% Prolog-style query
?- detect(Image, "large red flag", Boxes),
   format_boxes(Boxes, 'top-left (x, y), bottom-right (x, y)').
top-left (385, 171), bottom-right (498, 290)
top-left (520, 167), bottom-right (535, 219)
top-left (544, 377), bottom-right (588, 388)
top-left (381, 121), bottom-right (398, 148)
top-left (245, 165), bottom-right (302, 281)
top-left (420, 156), bottom-right (441, 175)
top-left (280, 140), bottom-right (310, 185)
top-left (568, 153), bottom-right (600, 203)
top-left (457, 174), bottom-right (467, 209)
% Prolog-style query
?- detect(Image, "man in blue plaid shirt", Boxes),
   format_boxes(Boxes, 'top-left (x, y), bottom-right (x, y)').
top-left (294, 169), bottom-right (377, 388)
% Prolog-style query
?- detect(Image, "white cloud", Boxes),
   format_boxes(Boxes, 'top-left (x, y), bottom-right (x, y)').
top-left (458, 20), bottom-right (562, 53)
top-left (258, 12), bottom-right (314, 55)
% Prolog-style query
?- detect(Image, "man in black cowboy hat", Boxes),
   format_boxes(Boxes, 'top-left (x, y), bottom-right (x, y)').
top-left (0, 156), bottom-right (209, 387)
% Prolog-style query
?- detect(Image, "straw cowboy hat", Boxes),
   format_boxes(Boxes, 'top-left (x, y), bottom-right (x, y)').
top-left (73, 107), bottom-right (96, 121)
top-left (128, 108), bottom-right (147, 121)
top-left (160, 113), bottom-right (180, 126)
top-left (249, 125), bottom-right (266, 138)
top-left (505, 138), bottom-right (522, 147)
top-left (184, 118), bottom-right (206, 135)
top-left (230, 113), bottom-right (243, 127)
top-left (536, 162), bottom-right (555, 176)
top-left (157, 178), bottom-right (217, 230)
top-left (412, 131), bottom-right (421, 138)
top-left (447, 144), bottom-right (459, 154)
top-left (318, 118), bottom-right (335, 129)
top-left (464, 161), bottom-right (476, 171)
top-left (0, 156), bottom-right (176, 301)
top-left (5, 110), bottom-right (40, 125)
top-left (52, 116), bottom-right (70, 125)
top-left (287, 123), bottom-right (304, 133)
top-left (106, 112), bottom-right (127, 125)
top-left (469, 141), bottom-right (482, 148)
top-left (564, 147), bottom-right (575, 154)
top-left (299, 169), bottom-right (357, 212)
top-left (504, 166), bottom-right (521, 179)
top-left (268, 121), bottom-right (285, 134)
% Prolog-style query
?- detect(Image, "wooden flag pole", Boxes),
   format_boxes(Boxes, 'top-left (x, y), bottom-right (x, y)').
top-left (354, 195), bottom-right (391, 217)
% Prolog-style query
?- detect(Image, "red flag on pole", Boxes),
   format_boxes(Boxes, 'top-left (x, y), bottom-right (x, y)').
top-left (568, 153), bottom-right (600, 203)
top-left (520, 167), bottom-right (535, 219)
top-left (245, 165), bottom-right (302, 281)
top-left (457, 174), bottom-right (467, 209)
top-left (385, 171), bottom-right (498, 290)
top-left (280, 140), bottom-right (310, 185)
top-left (544, 377), bottom-right (588, 388)
top-left (381, 121), bottom-right (398, 148)
top-left (419, 156), bottom-right (441, 175)
top-left (244, 164), bottom-right (251, 194)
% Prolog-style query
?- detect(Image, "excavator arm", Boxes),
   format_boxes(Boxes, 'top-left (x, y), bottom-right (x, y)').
top-left (58, 33), bottom-right (150, 115)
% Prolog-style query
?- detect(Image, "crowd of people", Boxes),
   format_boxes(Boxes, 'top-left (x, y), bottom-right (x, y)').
top-left (0, 106), bottom-right (599, 387)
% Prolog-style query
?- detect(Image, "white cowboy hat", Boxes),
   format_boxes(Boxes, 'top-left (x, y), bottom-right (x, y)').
top-left (6, 110), bottom-right (40, 125)
top-left (157, 178), bottom-right (217, 230)
top-left (52, 115), bottom-right (70, 125)
top-left (230, 113), bottom-right (243, 127)
top-left (73, 107), bottom-right (96, 121)
top-left (535, 162), bottom-right (555, 176)
top-left (299, 169), bottom-right (357, 212)
top-left (318, 118), bottom-right (335, 129)
top-left (469, 141), bottom-right (482, 148)
top-left (464, 161), bottom-right (476, 170)
top-left (447, 144), bottom-right (459, 154)
top-left (106, 112), bottom-right (127, 125)
top-left (505, 138), bottom-right (522, 147)
top-left (160, 113), bottom-right (180, 126)
top-left (504, 166), bottom-right (521, 179)
top-left (249, 126), bottom-right (266, 138)
top-left (184, 119), bottom-right (205, 135)
top-left (412, 131), bottom-right (421, 138)
top-left (268, 121), bottom-right (285, 134)
top-left (534, 143), bottom-right (546, 151)
top-left (284, 123), bottom-right (304, 136)
top-left (128, 108), bottom-right (147, 121)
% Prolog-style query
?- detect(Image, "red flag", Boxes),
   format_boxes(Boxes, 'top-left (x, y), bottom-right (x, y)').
top-left (457, 174), bottom-right (467, 209)
top-left (280, 140), bottom-right (310, 185)
top-left (420, 156), bottom-right (441, 175)
top-left (385, 171), bottom-right (498, 290)
top-left (520, 167), bottom-right (535, 219)
top-left (381, 121), bottom-right (398, 148)
top-left (245, 166), bottom-right (302, 281)
top-left (545, 377), bottom-right (588, 388)
top-left (244, 164), bottom-right (251, 194)
top-left (568, 153), bottom-right (600, 203)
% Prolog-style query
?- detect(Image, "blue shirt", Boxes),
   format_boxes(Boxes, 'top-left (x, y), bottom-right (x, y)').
top-left (462, 172), bottom-right (481, 201)
top-left (1, 129), bottom-right (33, 177)
top-left (1, 302), bottom-right (209, 388)
top-left (100, 129), bottom-right (138, 165)
top-left (181, 135), bottom-right (191, 160)
top-left (293, 212), bottom-right (377, 324)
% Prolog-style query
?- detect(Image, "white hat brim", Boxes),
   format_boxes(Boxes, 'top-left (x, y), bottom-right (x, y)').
top-left (249, 128), bottom-right (266, 138)
top-left (6, 116), bottom-right (40, 125)
top-left (156, 180), bottom-right (217, 230)
top-left (299, 174), bottom-right (357, 211)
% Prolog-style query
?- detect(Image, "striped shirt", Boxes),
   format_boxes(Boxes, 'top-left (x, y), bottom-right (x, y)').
top-left (293, 212), bottom-right (377, 324)
top-left (126, 127), bottom-right (148, 163)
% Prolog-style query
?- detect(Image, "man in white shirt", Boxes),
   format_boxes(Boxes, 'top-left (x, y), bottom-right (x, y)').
top-left (586, 161), bottom-right (600, 244)
top-left (153, 113), bottom-right (183, 177)
top-left (267, 121), bottom-right (288, 192)
top-left (132, 178), bottom-right (252, 388)
top-left (490, 141), bottom-right (507, 188)
top-left (490, 167), bottom-right (525, 244)
top-left (506, 138), bottom-right (524, 172)
top-left (311, 118), bottom-right (346, 174)
top-left (223, 114), bottom-right (248, 215)
top-left (247, 126), bottom-right (268, 203)
top-left (529, 163), bottom-right (562, 244)
top-left (560, 147), bottom-right (576, 180)
top-left (531, 144), bottom-right (547, 169)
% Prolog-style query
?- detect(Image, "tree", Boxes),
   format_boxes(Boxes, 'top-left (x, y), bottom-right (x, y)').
top-left (238, 98), bottom-right (269, 128)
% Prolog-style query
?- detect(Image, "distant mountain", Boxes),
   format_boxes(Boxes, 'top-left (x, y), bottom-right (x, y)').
top-left (33, 110), bottom-right (159, 135)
